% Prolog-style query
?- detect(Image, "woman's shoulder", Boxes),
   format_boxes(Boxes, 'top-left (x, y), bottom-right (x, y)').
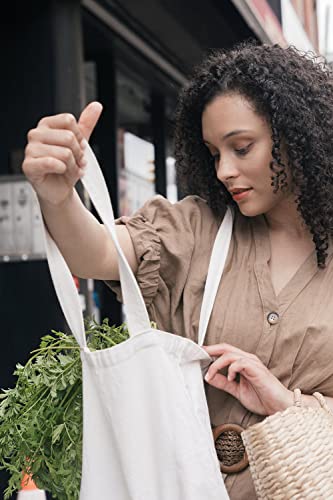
top-left (140, 193), bottom-right (211, 212)
top-left (137, 194), bottom-right (222, 230)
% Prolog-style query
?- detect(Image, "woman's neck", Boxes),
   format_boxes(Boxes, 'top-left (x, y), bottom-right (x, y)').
top-left (263, 195), bottom-right (311, 239)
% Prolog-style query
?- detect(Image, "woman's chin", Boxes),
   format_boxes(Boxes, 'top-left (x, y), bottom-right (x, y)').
top-left (237, 203), bottom-right (264, 218)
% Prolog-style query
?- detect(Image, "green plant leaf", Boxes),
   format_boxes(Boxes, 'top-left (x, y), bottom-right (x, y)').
top-left (52, 423), bottom-right (65, 445)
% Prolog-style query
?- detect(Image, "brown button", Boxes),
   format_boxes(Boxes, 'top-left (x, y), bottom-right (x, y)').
top-left (267, 312), bottom-right (279, 325)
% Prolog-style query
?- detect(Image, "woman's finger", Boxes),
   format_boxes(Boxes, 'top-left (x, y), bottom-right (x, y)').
top-left (227, 357), bottom-right (263, 382)
top-left (38, 113), bottom-right (84, 145)
top-left (22, 157), bottom-right (67, 181)
top-left (78, 101), bottom-right (103, 140)
top-left (205, 351), bottom-right (242, 382)
top-left (205, 371), bottom-right (239, 398)
top-left (203, 343), bottom-right (234, 355)
top-left (26, 143), bottom-right (84, 171)
top-left (27, 128), bottom-right (84, 166)
top-left (203, 343), bottom-right (259, 363)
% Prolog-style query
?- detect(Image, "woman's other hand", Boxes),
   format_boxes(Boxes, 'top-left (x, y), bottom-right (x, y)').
top-left (22, 101), bottom-right (103, 206)
top-left (203, 343), bottom-right (293, 416)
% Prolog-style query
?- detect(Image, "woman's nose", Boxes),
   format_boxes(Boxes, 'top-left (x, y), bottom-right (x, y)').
top-left (216, 157), bottom-right (239, 183)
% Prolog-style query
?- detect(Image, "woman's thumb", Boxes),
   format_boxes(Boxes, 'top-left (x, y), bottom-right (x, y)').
top-left (78, 101), bottom-right (103, 140)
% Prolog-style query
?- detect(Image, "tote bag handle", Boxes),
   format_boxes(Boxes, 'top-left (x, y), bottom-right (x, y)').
top-left (197, 208), bottom-right (233, 346)
top-left (41, 141), bottom-right (151, 350)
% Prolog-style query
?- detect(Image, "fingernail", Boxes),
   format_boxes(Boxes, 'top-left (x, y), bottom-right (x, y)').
top-left (80, 139), bottom-right (86, 149)
top-left (80, 158), bottom-right (87, 167)
top-left (204, 373), bottom-right (210, 382)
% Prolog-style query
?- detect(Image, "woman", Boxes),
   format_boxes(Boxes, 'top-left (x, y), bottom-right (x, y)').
top-left (23, 41), bottom-right (333, 498)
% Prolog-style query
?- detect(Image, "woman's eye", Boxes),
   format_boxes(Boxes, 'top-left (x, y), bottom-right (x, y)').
top-left (211, 153), bottom-right (220, 162)
top-left (234, 144), bottom-right (252, 156)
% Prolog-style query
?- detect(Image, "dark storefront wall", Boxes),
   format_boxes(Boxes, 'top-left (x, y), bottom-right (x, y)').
top-left (91, 0), bottom-right (256, 74)
top-left (0, 0), bottom-right (85, 381)
top-left (82, 7), bottom-right (183, 326)
top-left (0, 0), bottom-right (258, 496)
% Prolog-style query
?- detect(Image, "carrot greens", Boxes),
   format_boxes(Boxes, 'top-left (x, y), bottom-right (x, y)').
top-left (0, 318), bottom-right (130, 499)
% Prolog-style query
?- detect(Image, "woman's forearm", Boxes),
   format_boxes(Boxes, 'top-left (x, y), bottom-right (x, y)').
top-left (39, 188), bottom-right (123, 280)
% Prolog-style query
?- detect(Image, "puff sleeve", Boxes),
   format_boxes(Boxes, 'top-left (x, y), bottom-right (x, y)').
top-left (105, 194), bottom-right (219, 312)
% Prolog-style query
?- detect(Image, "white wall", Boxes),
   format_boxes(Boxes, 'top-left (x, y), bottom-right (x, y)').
top-left (281, 0), bottom-right (315, 52)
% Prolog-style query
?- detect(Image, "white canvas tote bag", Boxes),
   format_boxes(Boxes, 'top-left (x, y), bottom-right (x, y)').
top-left (40, 140), bottom-right (232, 500)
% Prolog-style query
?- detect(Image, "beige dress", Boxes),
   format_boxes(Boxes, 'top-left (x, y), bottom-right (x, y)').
top-left (106, 194), bottom-right (333, 499)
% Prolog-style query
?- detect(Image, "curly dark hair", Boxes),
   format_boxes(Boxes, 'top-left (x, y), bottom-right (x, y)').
top-left (174, 41), bottom-right (333, 267)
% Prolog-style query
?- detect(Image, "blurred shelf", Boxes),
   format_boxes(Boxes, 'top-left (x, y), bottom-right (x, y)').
top-left (0, 253), bottom-right (46, 263)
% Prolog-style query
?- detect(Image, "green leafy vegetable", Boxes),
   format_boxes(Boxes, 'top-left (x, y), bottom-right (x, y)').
top-left (0, 318), bottom-right (130, 499)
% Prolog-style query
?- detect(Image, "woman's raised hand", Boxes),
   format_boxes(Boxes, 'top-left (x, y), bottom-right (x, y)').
top-left (203, 343), bottom-right (294, 416)
top-left (22, 101), bottom-right (103, 206)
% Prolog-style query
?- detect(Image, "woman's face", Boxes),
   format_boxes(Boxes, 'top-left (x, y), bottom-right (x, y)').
top-left (201, 92), bottom-right (291, 217)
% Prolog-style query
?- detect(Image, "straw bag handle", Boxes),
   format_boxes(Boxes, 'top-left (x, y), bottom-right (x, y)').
top-left (40, 140), bottom-right (151, 350)
top-left (294, 389), bottom-right (333, 416)
top-left (313, 392), bottom-right (333, 416)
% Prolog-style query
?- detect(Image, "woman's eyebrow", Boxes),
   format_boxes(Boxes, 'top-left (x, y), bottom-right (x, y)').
top-left (203, 129), bottom-right (252, 145)
top-left (223, 129), bottom-right (252, 140)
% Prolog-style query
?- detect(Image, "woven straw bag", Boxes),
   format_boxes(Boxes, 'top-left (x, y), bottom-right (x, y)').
top-left (241, 391), bottom-right (333, 499)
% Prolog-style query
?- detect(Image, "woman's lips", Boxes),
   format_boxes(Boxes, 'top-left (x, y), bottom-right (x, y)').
top-left (232, 188), bottom-right (253, 202)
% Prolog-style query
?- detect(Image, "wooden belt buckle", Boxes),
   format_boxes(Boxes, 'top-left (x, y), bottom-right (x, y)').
top-left (213, 423), bottom-right (249, 474)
